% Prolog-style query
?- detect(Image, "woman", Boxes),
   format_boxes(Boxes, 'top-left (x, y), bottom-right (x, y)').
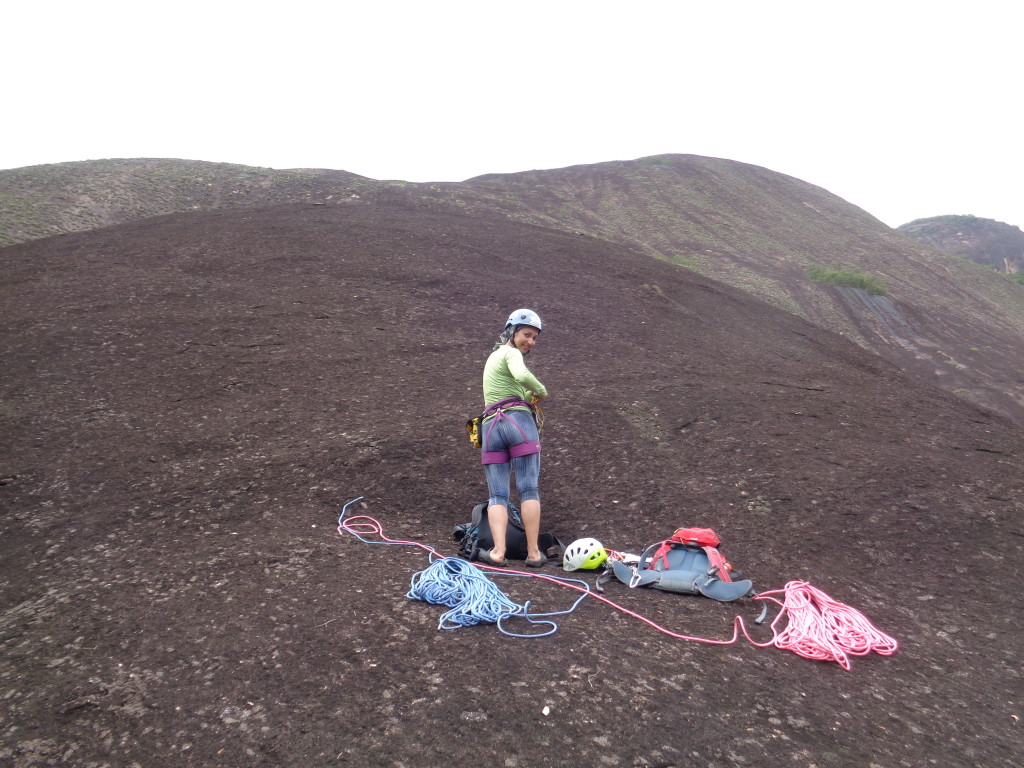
top-left (477, 308), bottom-right (548, 568)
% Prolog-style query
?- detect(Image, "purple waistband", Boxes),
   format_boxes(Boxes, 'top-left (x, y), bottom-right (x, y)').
top-left (483, 397), bottom-right (532, 418)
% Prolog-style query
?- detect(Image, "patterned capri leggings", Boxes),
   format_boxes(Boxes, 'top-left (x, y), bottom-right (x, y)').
top-left (481, 409), bottom-right (541, 508)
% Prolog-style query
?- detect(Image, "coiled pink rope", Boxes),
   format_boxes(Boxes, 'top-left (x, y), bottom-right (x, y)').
top-left (750, 581), bottom-right (899, 670)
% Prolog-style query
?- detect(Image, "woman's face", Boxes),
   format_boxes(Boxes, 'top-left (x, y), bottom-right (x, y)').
top-left (512, 326), bottom-right (540, 354)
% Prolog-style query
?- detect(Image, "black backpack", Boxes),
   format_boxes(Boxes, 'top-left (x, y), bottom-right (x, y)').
top-left (454, 502), bottom-right (565, 562)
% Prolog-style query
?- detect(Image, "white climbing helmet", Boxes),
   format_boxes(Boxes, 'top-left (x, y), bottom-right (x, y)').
top-left (505, 308), bottom-right (542, 332)
top-left (562, 538), bottom-right (609, 571)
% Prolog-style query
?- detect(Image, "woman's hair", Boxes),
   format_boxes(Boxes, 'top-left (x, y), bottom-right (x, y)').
top-left (493, 325), bottom-right (516, 351)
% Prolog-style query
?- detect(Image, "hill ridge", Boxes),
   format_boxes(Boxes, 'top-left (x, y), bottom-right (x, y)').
top-left (3, 155), bottom-right (1023, 424)
top-left (898, 214), bottom-right (1024, 277)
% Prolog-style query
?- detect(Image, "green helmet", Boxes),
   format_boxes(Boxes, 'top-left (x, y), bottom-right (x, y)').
top-left (563, 538), bottom-right (609, 571)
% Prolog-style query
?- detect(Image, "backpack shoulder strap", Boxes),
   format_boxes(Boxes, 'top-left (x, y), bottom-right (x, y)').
top-left (701, 545), bottom-right (733, 582)
top-left (454, 502), bottom-right (489, 556)
top-left (538, 533), bottom-right (567, 562)
top-left (643, 539), bottom-right (674, 572)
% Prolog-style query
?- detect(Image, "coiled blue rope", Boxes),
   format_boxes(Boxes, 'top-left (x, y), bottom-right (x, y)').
top-left (408, 557), bottom-right (555, 636)
top-left (338, 496), bottom-right (592, 638)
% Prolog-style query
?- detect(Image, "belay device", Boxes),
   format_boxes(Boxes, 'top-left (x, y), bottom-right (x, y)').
top-left (605, 527), bottom-right (754, 602)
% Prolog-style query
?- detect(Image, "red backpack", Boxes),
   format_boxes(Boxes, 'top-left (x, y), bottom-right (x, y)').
top-left (608, 527), bottom-right (754, 602)
top-left (649, 527), bottom-right (733, 582)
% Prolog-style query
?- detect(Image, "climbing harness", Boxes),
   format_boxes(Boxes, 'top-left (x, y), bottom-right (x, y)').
top-left (466, 396), bottom-right (538, 454)
top-left (336, 497), bottom-right (898, 668)
top-left (478, 397), bottom-right (541, 465)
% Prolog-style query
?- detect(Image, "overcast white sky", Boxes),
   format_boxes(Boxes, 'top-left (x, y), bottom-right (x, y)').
top-left (4, 1), bottom-right (1021, 229)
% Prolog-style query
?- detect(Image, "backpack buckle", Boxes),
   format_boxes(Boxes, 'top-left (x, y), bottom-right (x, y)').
top-left (628, 568), bottom-right (642, 589)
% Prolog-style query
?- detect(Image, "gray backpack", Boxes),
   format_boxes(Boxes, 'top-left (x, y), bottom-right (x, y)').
top-left (604, 527), bottom-right (755, 602)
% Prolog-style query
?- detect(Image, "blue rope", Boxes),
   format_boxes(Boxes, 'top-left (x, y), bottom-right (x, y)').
top-left (407, 557), bottom-right (592, 638)
top-left (408, 557), bottom-right (539, 633)
top-left (338, 496), bottom-right (593, 638)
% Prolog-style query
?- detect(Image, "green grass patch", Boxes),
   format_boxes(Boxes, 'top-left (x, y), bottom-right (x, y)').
top-left (664, 254), bottom-right (702, 272)
top-left (636, 155), bottom-right (673, 167)
top-left (806, 264), bottom-right (888, 295)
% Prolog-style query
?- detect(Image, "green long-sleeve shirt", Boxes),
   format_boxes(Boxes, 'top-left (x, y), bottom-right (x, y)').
top-left (482, 345), bottom-right (548, 408)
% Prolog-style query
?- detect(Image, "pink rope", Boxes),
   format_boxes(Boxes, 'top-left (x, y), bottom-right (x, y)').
top-left (750, 581), bottom-right (899, 670)
top-left (337, 512), bottom-right (898, 669)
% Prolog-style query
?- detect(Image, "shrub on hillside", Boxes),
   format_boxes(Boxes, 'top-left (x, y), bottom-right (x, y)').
top-left (806, 265), bottom-right (888, 295)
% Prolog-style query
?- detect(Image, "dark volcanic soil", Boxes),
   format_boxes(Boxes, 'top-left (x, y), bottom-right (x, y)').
top-left (1, 201), bottom-right (1022, 767)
